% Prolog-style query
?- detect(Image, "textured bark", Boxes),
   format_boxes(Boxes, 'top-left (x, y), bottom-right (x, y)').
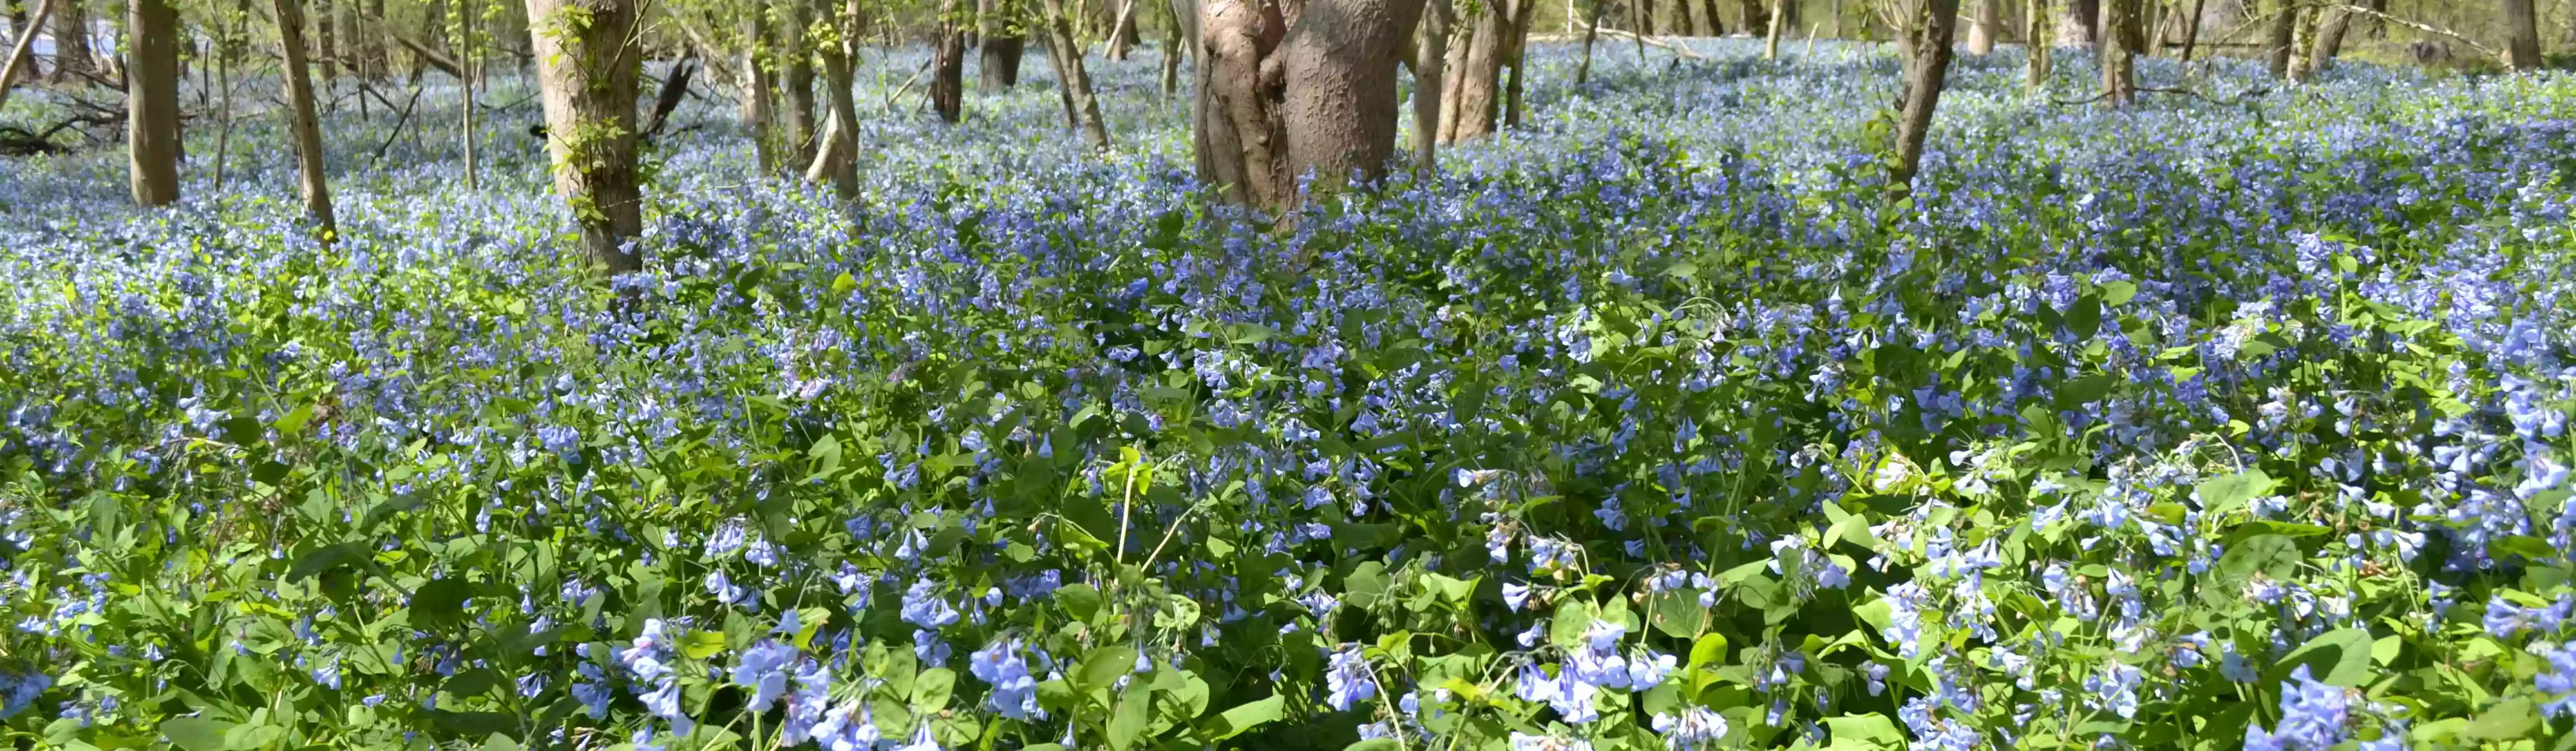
top-left (2304, 3), bottom-right (2350, 74)
top-left (525, 0), bottom-right (643, 272)
top-left (46, 0), bottom-right (87, 82)
top-left (741, 6), bottom-right (778, 171)
top-left (780, 0), bottom-right (817, 153)
top-left (128, 0), bottom-right (181, 207)
top-left (1194, 0), bottom-right (1422, 207)
top-left (0, 0), bottom-right (50, 96)
top-left (1193, 0), bottom-right (1287, 205)
top-left (2098, 0), bottom-right (2130, 105)
top-left (272, 0), bottom-right (337, 230)
top-left (806, 0), bottom-right (860, 197)
top-left (932, 0), bottom-right (964, 121)
top-left (1968, 0), bottom-right (1997, 53)
top-left (979, 0), bottom-right (1024, 88)
top-left (2504, 0), bottom-right (2541, 70)
top-left (1439, 0), bottom-right (1510, 144)
top-left (1500, 0), bottom-right (1530, 126)
top-left (1038, 0), bottom-right (1110, 150)
top-left (2026, 0), bottom-right (2048, 88)
top-left (1887, 0), bottom-right (1959, 202)
top-left (1410, 0), bottom-right (1450, 174)
top-left (2263, 0), bottom-right (2294, 78)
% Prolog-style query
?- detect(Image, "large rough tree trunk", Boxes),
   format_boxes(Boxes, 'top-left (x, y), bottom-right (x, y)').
top-left (1, 0), bottom-right (50, 94)
top-left (48, 0), bottom-right (88, 82)
top-left (2098, 0), bottom-right (2130, 104)
top-left (2303, 2), bottom-right (2351, 75)
top-left (932, 0), bottom-right (964, 121)
top-left (806, 0), bottom-right (860, 198)
top-left (979, 0), bottom-right (1025, 88)
top-left (127, 0), bottom-right (181, 207)
top-left (526, 0), bottom-right (643, 272)
top-left (1038, 0), bottom-right (1110, 150)
top-left (272, 0), bottom-right (337, 231)
top-left (1195, 0), bottom-right (1424, 209)
top-left (2504, 0), bottom-right (2541, 70)
top-left (780, 0), bottom-right (818, 154)
top-left (742, 6), bottom-right (778, 171)
top-left (1438, 0), bottom-right (1512, 144)
top-left (2262, 0), bottom-right (2295, 78)
top-left (1967, 0), bottom-right (1997, 53)
top-left (1887, 0), bottom-right (1959, 203)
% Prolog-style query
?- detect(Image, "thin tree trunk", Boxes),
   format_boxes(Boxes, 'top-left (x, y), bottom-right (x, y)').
top-left (2028, 0), bottom-right (2050, 89)
top-left (2504, 0), bottom-right (2541, 70)
top-left (979, 0), bottom-right (1025, 88)
top-left (272, 0), bottom-right (335, 231)
top-left (1677, 0), bottom-right (1695, 36)
top-left (1698, 0), bottom-right (1722, 35)
top-left (318, 0), bottom-right (337, 85)
top-left (933, 0), bottom-right (964, 121)
top-left (212, 10), bottom-right (232, 193)
top-left (1762, 0), bottom-right (1782, 58)
top-left (1737, 0), bottom-right (1763, 36)
top-left (781, 0), bottom-right (818, 154)
top-left (460, 0), bottom-right (476, 190)
top-left (1412, 0), bottom-right (1451, 174)
top-left (1442, 0), bottom-right (1509, 144)
top-left (2264, 0), bottom-right (2295, 78)
top-left (1501, 0), bottom-right (1532, 126)
top-left (1106, 0), bottom-right (1137, 58)
top-left (1158, 8), bottom-right (1180, 96)
top-left (364, 0), bottom-right (385, 77)
top-left (525, 0), bottom-right (642, 271)
top-left (1574, 0), bottom-right (1603, 83)
top-left (1636, 0), bottom-right (1652, 35)
top-left (1038, 0), bottom-right (1109, 150)
top-left (2177, 0), bottom-right (2200, 61)
top-left (129, 0), bottom-right (181, 207)
top-left (743, 6), bottom-right (778, 171)
top-left (2099, 0), bottom-right (2130, 104)
top-left (1888, 0), bottom-right (1960, 202)
top-left (2304, 3), bottom-right (2351, 74)
top-left (0, 0), bottom-right (49, 100)
top-left (1968, 0), bottom-right (1997, 53)
top-left (806, 0), bottom-right (860, 198)
top-left (2114, 0), bottom-right (2141, 51)
top-left (48, 0), bottom-right (89, 82)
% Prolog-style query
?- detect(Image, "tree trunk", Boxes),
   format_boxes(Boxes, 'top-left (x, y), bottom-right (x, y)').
top-left (1038, 0), bottom-right (1109, 150)
top-left (127, 0), bottom-right (181, 207)
top-left (1410, 0), bottom-right (1451, 174)
top-left (272, 0), bottom-right (336, 231)
top-left (1698, 0), bottom-right (1721, 35)
top-left (2113, 0), bottom-right (2141, 52)
top-left (525, 0), bottom-right (642, 272)
top-left (1736, 0), bottom-right (1762, 35)
top-left (1574, 0), bottom-right (1603, 83)
top-left (48, 0), bottom-right (88, 82)
top-left (1159, 9), bottom-right (1181, 96)
top-left (1888, 0), bottom-right (1959, 202)
top-left (2263, 0), bottom-right (2295, 78)
top-left (1440, 0), bottom-right (1510, 144)
top-left (1761, 0), bottom-right (1781, 58)
top-left (2099, 0), bottom-right (2130, 104)
top-left (1106, 0), bottom-right (1138, 58)
top-left (460, 0), bottom-right (476, 190)
top-left (2177, 0), bottom-right (2200, 61)
top-left (0, 0), bottom-right (49, 95)
top-left (5, 0), bottom-right (41, 84)
top-left (742, 6), bottom-right (778, 171)
top-left (780, 0), bottom-right (818, 154)
top-left (1194, 0), bottom-right (1424, 208)
top-left (1676, 0), bottom-right (1695, 36)
top-left (933, 0), bottom-right (964, 121)
top-left (1968, 0), bottom-right (1997, 52)
top-left (1501, 0), bottom-right (1531, 126)
top-left (364, 0), bottom-right (386, 77)
top-left (979, 0), bottom-right (1024, 88)
top-left (318, 0), bottom-right (337, 84)
top-left (2025, 0), bottom-right (2047, 85)
top-left (1635, 0), bottom-right (1652, 35)
top-left (806, 0), bottom-right (860, 198)
top-left (2504, 0), bottom-right (2541, 70)
top-left (2304, 3), bottom-right (2351, 74)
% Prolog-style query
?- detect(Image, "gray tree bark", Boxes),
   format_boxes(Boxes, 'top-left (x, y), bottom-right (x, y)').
top-left (271, 0), bottom-right (337, 231)
top-left (129, 0), bottom-right (182, 207)
top-left (0, 0), bottom-right (50, 97)
top-left (2099, 0), bottom-right (2131, 105)
top-left (1968, 0), bottom-right (1998, 53)
top-left (933, 0), bottom-right (965, 121)
top-left (2504, 0), bottom-right (2541, 70)
top-left (980, 0), bottom-right (1025, 88)
top-left (1195, 0), bottom-right (1424, 208)
top-left (2303, 3), bottom-right (2351, 74)
top-left (1410, 0), bottom-right (1451, 173)
top-left (1888, 0), bottom-right (1960, 202)
top-left (1439, 0), bottom-right (1512, 144)
top-left (780, 0), bottom-right (818, 153)
top-left (741, 5), bottom-right (778, 171)
top-left (2263, 0), bottom-right (2295, 78)
top-left (47, 0), bottom-right (88, 82)
top-left (525, 0), bottom-right (643, 272)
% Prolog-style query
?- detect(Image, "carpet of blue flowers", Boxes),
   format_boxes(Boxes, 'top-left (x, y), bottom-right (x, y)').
top-left (3, 37), bottom-right (2576, 751)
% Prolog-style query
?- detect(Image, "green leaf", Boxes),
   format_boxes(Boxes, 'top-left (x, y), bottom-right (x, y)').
top-left (682, 630), bottom-right (728, 660)
top-left (411, 578), bottom-right (478, 630)
top-left (1344, 741), bottom-right (1401, 751)
top-left (1343, 562), bottom-right (1391, 610)
top-left (1825, 714), bottom-right (1906, 750)
top-left (1107, 688), bottom-right (1152, 751)
top-left (1205, 694), bottom-right (1286, 740)
top-left (285, 542), bottom-right (368, 583)
top-left (912, 667), bottom-right (956, 711)
top-left (1077, 645), bottom-right (1140, 693)
top-left (2270, 627), bottom-right (2375, 688)
top-left (1056, 583), bottom-right (1104, 624)
top-left (221, 723), bottom-right (286, 750)
top-left (2195, 469), bottom-right (2276, 516)
top-left (2464, 697), bottom-right (2537, 740)
top-left (160, 718), bottom-right (234, 751)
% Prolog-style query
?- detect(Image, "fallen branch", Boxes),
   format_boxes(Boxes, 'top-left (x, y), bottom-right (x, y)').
top-left (883, 56), bottom-right (933, 112)
top-left (368, 85), bottom-right (424, 167)
top-left (640, 56), bottom-right (697, 139)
